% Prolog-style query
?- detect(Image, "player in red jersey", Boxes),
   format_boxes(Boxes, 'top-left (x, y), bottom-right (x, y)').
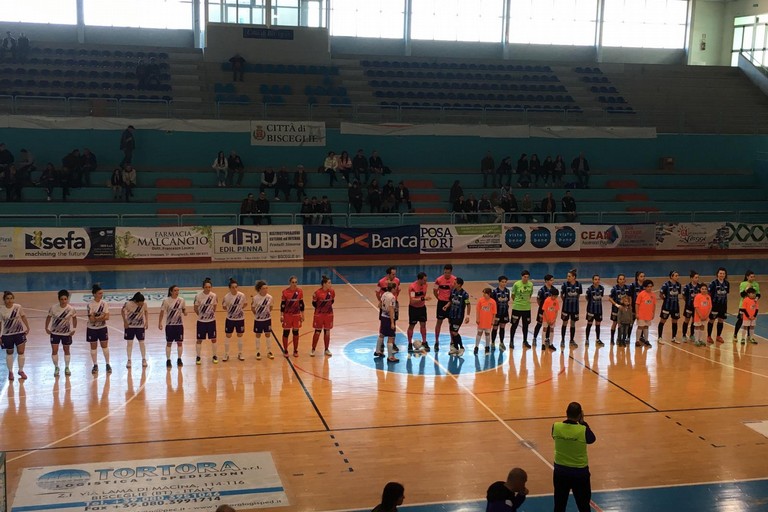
top-left (432, 264), bottom-right (457, 352)
top-left (406, 272), bottom-right (430, 353)
top-left (280, 276), bottom-right (305, 357)
top-left (311, 275), bottom-right (335, 357)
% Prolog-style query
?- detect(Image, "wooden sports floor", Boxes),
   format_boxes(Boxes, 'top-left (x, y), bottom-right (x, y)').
top-left (2, 255), bottom-right (768, 512)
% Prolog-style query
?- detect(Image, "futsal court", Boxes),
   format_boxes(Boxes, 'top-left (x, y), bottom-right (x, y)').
top-left (1, 254), bottom-right (768, 512)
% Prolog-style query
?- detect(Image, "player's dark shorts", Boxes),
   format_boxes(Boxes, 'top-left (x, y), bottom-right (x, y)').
top-left (610, 306), bottom-right (619, 322)
top-left (196, 320), bottom-right (217, 340)
top-left (50, 334), bottom-right (73, 346)
top-left (436, 300), bottom-right (450, 320)
top-left (124, 327), bottom-right (145, 341)
top-left (683, 305), bottom-right (694, 319)
top-left (561, 312), bottom-right (579, 322)
top-left (1, 333), bottom-right (26, 350)
top-left (165, 324), bottom-right (184, 342)
top-left (659, 308), bottom-right (680, 320)
top-left (494, 311), bottom-right (510, 324)
top-left (225, 319), bottom-right (245, 334)
top-left (709, 303), bottom-right (727, 320)
top-left (449, 321), bottom-right (463, 333)
top-left (86, 327), bottom-right (108, 342)
top-left (409, 305), bottom-right (427, 325)
top-left (535, 307), bottom-right (545, 323)
top-left (253, 319), bottom-right (272, 334)
top-left (586, 311), bottom-right (603, 322)
top-left (511, 309), bottom-right (531, 324)
top-left (379, 317), bottom-right (396, 337)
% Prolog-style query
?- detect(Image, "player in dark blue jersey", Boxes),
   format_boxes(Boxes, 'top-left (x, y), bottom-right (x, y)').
top-left (608, 274), bottom-right (631, 345)
top-left (532, 274), bottom-right (556, 347)
top-left (584, 275), bottom-right (605, 347)
top-left (681, 271), bottom-right (700, 342)
top-left (560, 269), bottom-right (582, 348)
top-left (491, 275), bottom-right (510, 351)
top-left (707, 267), bottom-right (730, 344)
top-left (446, 278), bottom-right (470, 356)
top-left (628, 271), bottom-right (645, 341)
top-left (658, 271), bottom-right (682, 344)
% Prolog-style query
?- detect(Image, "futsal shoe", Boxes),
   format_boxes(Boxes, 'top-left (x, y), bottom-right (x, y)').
top-left (91, 364), bottom-right (98, 374)
top-left (433, 342), bottom-right (439, 352)
top-left (740, 338), bottom-right (746, 344)
top-left (407, 343), bottom-right (414, 353)
top-left (267, 352), bottom-right (274, 359)
top-left (373, 351), bottom-right (384, 358)
top-left (7, 372), bottom-right (13, 381)
top-left (671, 338), bottom-right (680, 344)
top-left (422, 342), bottom-right (431, 352)
top-left (310, 349), bottom-right (316, 357)
top-left (105, 364), bottom-right (112, 374)
top-left (392, 343), bottom-right (400, 353)
top-left (166, 359), bottom-right (172, 368)
top-left (221, 354), bottom-right (229, 362)
top-left (212, 355), bottom-right (219, 364)
top-left (485, 345), bottom-right (490, 355)
top-left (706, 337), bottom-right (714, 344)
top-left (499, 342), bottom-right (507, 352)
top-left (733, 335), bottom-right (738, 342)
top-left (256, 352), bottom-right (262, 360)
top-left (196, 356), bottom-right (202, 365)
top-left (324, 349), bottom-right (332, 356)
top-left (293, 351), bottom-right (299, 357)
top-left (523, 341), bottom-right (532, 349)
top-left (473, 346), bottom-right (479, 355)
top-left (238, 353), bottom-right (245, 361)
top-left (64, 367), bottom-right (71, 376)
top-left (126, 360), bottom-right (132, 368)
top-left (54, 367), bottom-right (60, 377)
top-left (716, 336), bottom-right (725, 344)
top-left (142, 359), bottom-right (148, 368)
top-left (569, 341), bottom-right (579, 348)
top-left (177, 358), bottom-right (183, 367)
top-left (548, 343), bottom-right (557, 352)
top-left (750, 338), bottom-right (758, 344)
top-left (596, 340), bottom-right (605, 347)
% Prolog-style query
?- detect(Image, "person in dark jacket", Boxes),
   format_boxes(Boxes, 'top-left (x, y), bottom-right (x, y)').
top-left (255, 192), bottom-right (271, 225)
top-left (80, 148), bottom-right (97, 187)
top-left (239, 193), bottom-right (257, 225)
top-left (227, 151), bottom-right (245, 187)
top-left (120, 125), bottom-right (135, 167)
top-left (571, 152), bottom-right (590, 188)
top-left (395, 181), bottom-right (412, 212)
top-left (275, 166), bottom-right (291, 201)
top-left (486, 467), bottom-right (528, 512)
top-left (371, 482), bottom-right (404, 512)
top-left (352, 149), bottom-right (369, 184)
top-left (348, 180), bottom-right (363, 213)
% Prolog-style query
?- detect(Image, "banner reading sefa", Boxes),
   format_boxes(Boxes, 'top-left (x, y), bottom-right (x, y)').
top-left (250, 120), bottom-right (326, 146)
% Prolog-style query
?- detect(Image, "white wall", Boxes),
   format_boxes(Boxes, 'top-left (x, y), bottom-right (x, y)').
top-left (689, 0), bottom-right (726, 65)
top-left (204, 23), bottom-right (331, 63)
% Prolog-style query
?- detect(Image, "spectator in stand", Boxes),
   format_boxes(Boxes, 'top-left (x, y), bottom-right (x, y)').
top-left (530, 154), bottom-right (542, 187)
top-left (260, 167), bottom-right (277, 194)
top-left (453, 195), bottom-right (468, 223)
top-left (309, 196), bottom-right (322, 224)
top-left (300, 197), bottom-right (313, 224)
top-left (275, 166), bottom-right (291, 201)
top-left (212, 151), bottom-right (228, 187)
top-left (516, 153), bottom-right (528, 179)
top-left (239, 192), bottom-right (258, 225)
top-left (120, 125), bottom-right (135, 166)
top-left (41, 163), bottom-right (57, 201)
top-left (80, 148), bottom-right (97, 187)
top-left (110, 167), bottom-right (123, 200)
top-left (319, 195), bottom-right (333, 225)
top-left (369, 150), bottom-right (384, 175)
top-left (17, 148), bottom-right (35, 185)
top-left (372, 482), bottom-right (405, 512)
top-left (382, 179), bottom-right (395, 201)
top-left (338, 150), bottom-right (352, 183)
top-left (348, 180), bottom-right (363, 213)
top-left (449, 180), bottom-right (464, 206)
top-left (478, 193), bottom-right (493, 223)
top-left (122, 164), bottom-right (137, 202)
top-left (465, 193), bottom-right (479, 223)
top-left (541, 192), bottom-right (557, 221)
top-left (56, 163), bottom-right (72, 201)
top-left (3, 165), bottom-right (20, 201)
top-left (481, 151), bottom-right (495, 188)
top-left (497, 156), bottom-right (512, 188)
top-left (562, 190), bottom-right (577, 221)
top-left (227, 151), bottom-right (245, 187)
top-left (553, 155), bottom-right (566, 187)
top-left (395, 181), bottom-right (412, 212)
top-left (542, 155), bottom-right (554, 187)
top-left (368, 179), bottom-right (381, 213)
top-left (229, 54), bottom-right (246, 82)
top-left (256, 191), bottom-right (271, 225)
top-left (486, 468), bottom-right (529, 512)
top-left (571, 151), bottom-right (590, 188)
top-left (517, 165), bottom-right (531, 189)
top-left (0, 142), bottom-right (14, 172)
top-left (352, 149), bottom-right (368, 184)
top-left (61, 149), bottom-right (80, 193)
top-left (323, 151), bottom-right (339, 187)
top-left (17, 33), bottom-right (29, 63)
top-left (2, 32), bottom-right (16, 61)
top-left (521, 193), bottom-right (533, 222)
top-left (381, 192), bottom-right (396, 214)
top-left (294, 165), bottom-right (307, 200)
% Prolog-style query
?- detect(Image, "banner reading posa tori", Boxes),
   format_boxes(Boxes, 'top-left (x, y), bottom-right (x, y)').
top-left (250, 120), bottom-right (326, 146)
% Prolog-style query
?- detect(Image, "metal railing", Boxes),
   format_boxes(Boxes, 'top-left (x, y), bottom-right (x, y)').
top-left (0, 95), bottom-right (171, 118)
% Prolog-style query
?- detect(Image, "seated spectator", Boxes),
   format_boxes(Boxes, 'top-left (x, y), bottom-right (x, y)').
top-left (240, 192), bottom-right (258, 225)
top-left (319, 195), bottom-right (333, 225)
top-left (382, 180), bottom-right (395, 201)
top-left (323, 151), bottom-right (339, 187)
top-left (541, 155), bottom-right (554, 187)
top-left (260, 167), bottom-right (277, 194)
top-left (529, 154), bottom-right (541, 187)
top-left (381, 193), bottom-right (396, 214)
top-left (486, 468), bottom-right (528, 512)
top-left (480, 151), bottom-right (495, 188)
top-left (0, 143), bottom-right (12, 172)
top-left (62, 149), bottom-right (81, 188)
top-left (41, 163), bottom-right (57, 201)
top-left (541, 192), bottom-right (557, 221)
top-left (368, 179), bottom-right (381, 213)
top-left (552, 155), bottom-right (566, 187)
top-left (449, 180), bottom-right (464, 205)
top-left (80, 148), bottom-right (97, 187)
top-left (372, 482), bottom-right (404, 512)
top-left (275, 166), bottom-right (291, 201)
top-left (516, 153), bottom-right (528, 177)
top-left (300, 197), bottom-right (313, 225)
top-left (562, 190), bottom-right (577, 221)
top-left (453, 195), bottom-right (468, 223)
top-left (309, 196), bottom-right (322, 224)
top-left (256, 191), bottom-right (271, 225)
top-left (466, 193), bottom-right (479, 223)
top-left (110, 167), bottom-right (123, 200)
top-left (348, 180), bottom-right (363, 213)
top-left (338, 150), bottom-right (352, 183)
top-left (229, 54), bottom-right (246, 82)
top-left (212, 151), bottom-right (228, 187)
top-left (3, 165), bottom-right (20, 201)
top-left (571, 151), bottom-right (590, 188)
top-left (520, 193), bottom-right (533, 222)
top-left (352, 149), bottom-right (369, 184)
top-left (517, 167), bottom-right (531, 189)
top-left (294, 165), bottom-right (307, 200)
top-left (395, 181), bottom-right (412, 212)
top-left (17, 148), bottom-right (35, 185)
top-left (497, 156), bottom-right (512, 188)
top-left (369, 150), bottom-right (388, 175)
top-left (227, 151), bottom-right (245, 187)
top-left (479, 193), bottom-right (493, 223)
top-left (122, 165), bottom-right (137, 202)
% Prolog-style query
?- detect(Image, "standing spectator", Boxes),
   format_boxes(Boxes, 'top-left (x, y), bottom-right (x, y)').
top-left (369, 149), bottom-right (385, 175)
top-left (294, 165), bottom-right (307, 200)
top-left (319, 195), bottom-right (333, 225)
top-left (553, 155), bottom-right (566, 187)
top-left (275, 166), bottom-right (291, 201)
top-left (395, 181), bottom-right (412, 212)
top-left (478, 193), bottom-right (493, 223)
top-left (337, 150), bottom-right (352, 183)
top-left (62, 149), bottom-right (82, 187)
top-left (542, 155), bottom-right (554, 187)
top-left (466, 193), bottom-right (479, 223)
top-left (239, 193), bottom-right (257, 225)
top-left (541, 192), bottom-right (557, 221)
top-left (229, 54), bottom-right (246, 82)
top-left (256, 192), bottom-right (271, 225)
top-left (16, 33), bottom-right (29, 63)
top-left (372, 482), bottom-right (404, 512)
top-left (17, 148), bottom-right (35, 186)
top-left (368, 179), bottom-right (381, 213)
top-left (80, 148), bottom-right (97, 187)
top-left (348, 180), bottom-right (363, 213)
top-left (309, 196), bottom-right (322, 225)
top-left (562, 190), bottom-right (577, 221)
top-left (227, 151), bottom-right (245, 187)
top-left (323, 151), bottom-right (338, 187)
top-left (3, 165), bottom-right (20, 201)
top-left (300, 197), bottom-right (313, 225)
top-left (449, 180), bottom-right (464, 205)
top-left (497, 156), bottom-right (512, 188)
top-left (552, 402), bottom-right (596, 512)
top-left (260, 167), bottom-right (277, 194)
top-left (529, 154), bottom-right (542, 186)
top-left (571, 151), bottom-right (590, 188)
top-left (480, 151), bottom-right (495, 188)
top-left (0, 142), bottom-right (14, 172)
top-left (41, 163), bottom-right (57, 201)
top-left (352, 149), bottom-right (368, 184)
top-left (119, 125), bottom-right (135, 166)
top-left (521, 193), bottom-right (533, 222)
top-left (122, 165), bottom-right (137, 202)
top-left (486, 468), bottom-right (528, 512)
top-left (2, 32), bottom-right (16, 61)
top-left (56, 164), bottom-right (71, 202)
top-left (212, 151), bottom-right (228, 187)
top-left (110, 167), bottom-right (123, 200)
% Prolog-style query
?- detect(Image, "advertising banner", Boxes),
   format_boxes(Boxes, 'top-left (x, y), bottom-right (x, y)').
top-left (250, 120), bottom-right (326, 146)
top-left (718, 222), bottom-right (768, 250)
top-left (115, 227), bottom-right (212, 259)
top-left (579, 224), bottom-right (655, 250)
top-left (654, 222), bottom-right (725, 250)
top-left (0, 227), bottom-right (13, 259)
top-left (212, 225), bottom-right (303, 261)
top-left (304, 225), bottom-right (419, 256)
top-left (12, 452), bottom-right (288, 512)
top-left (13, 227), bottom-right (115, 260)
top-left (419, 224), bottom-right (502, 254)
top-left (501, 223), bottom-right (580, 252)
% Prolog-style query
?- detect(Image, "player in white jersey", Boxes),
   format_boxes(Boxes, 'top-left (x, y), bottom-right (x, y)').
top-left (158, 284), bottom-right (187, 368)
top-left (0, 291), bottom-right (30, 381)
top-left (222, 278), bottom-right (247, 362)
top-left (87, 284), bottom-right (111, 375)
top-left (251, 280), bottom-right (274, 360)
top-left (45, 289), bottom-right (77, 377)
top-left (194, 277), bottom-right (218, 365)
top-left (122, 292), bottom-right (149, 369)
